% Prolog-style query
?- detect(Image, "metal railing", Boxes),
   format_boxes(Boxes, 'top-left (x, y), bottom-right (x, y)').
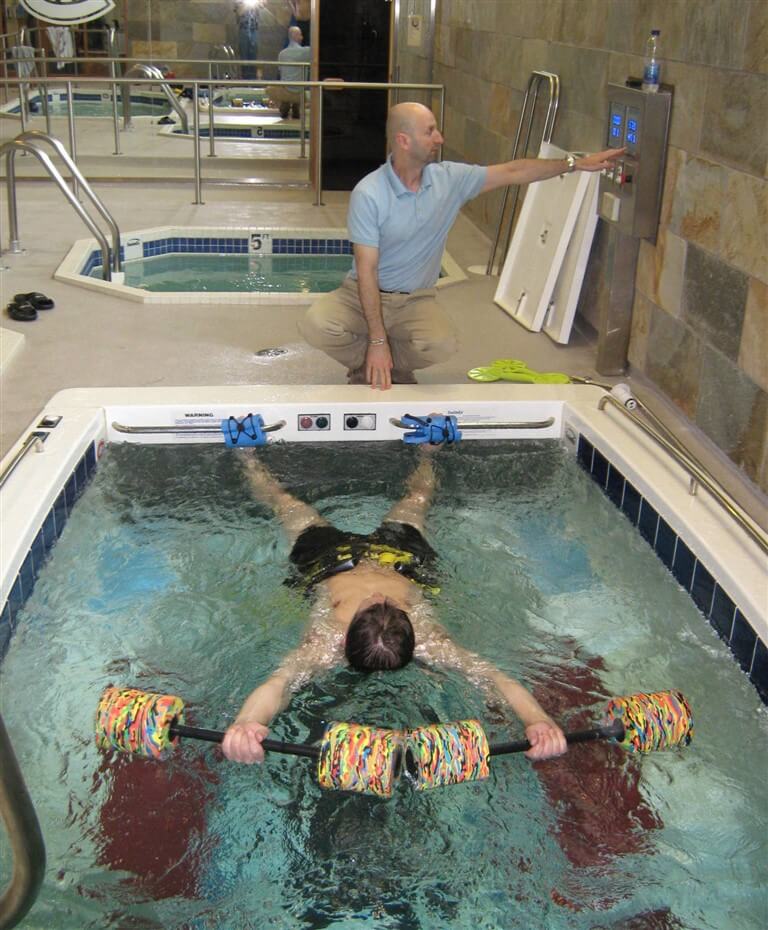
top-left (598, 386), bottom-right (768, 554)
top-left (122, 63), bottom-right (188, 132)
top-left (0, 129), bottom-right (122, 280)
top-left (0, 70), bottom-right (444, 205)
top-left (0, 713), bottom-right (46, 930)
top-left (486, 71), bottom-right (560, 275)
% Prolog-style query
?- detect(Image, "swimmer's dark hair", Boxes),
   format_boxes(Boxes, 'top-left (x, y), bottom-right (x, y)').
top-left (345, 601), bottom-right (415, 672)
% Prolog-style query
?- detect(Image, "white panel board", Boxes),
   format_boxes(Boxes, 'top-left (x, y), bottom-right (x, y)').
top-left (493, 142), bottom-right (590, 332)
top-left (542, 172), bottom-right (600, 344)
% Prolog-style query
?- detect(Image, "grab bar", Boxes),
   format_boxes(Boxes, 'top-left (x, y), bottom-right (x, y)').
top-left (122, 64), bottom-right (189, 133)
top-left (0, 432), bottom-right (46, 491)
top-left (390, 417), bottom-right (556, 431)
top-left (486, 70), bottom-right (560, 275)
top-left (598, 391), bottom-right (768, 554)
top-left (0, 713), bottom-right (46, 930)
top-left (0, 134), bottom-right (120, 280)
top-left (15, 130), bottom-right (121, 275)
top-left (110, 420), bottom-right (286, 436)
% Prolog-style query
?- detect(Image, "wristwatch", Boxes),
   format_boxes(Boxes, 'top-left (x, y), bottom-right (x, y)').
top-left (565, 153), bottom-right (576, 173)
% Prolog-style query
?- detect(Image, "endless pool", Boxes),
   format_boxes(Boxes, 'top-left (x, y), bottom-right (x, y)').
top-left (55, 227), bottom-right (467, 305)
top-left (1, 384), bottom-right (766, 929)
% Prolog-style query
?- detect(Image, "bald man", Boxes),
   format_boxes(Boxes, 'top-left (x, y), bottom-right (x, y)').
top-left (265, 26), bottom-right (310, 119)
top-left (300, 102), bottom-right (624, 389)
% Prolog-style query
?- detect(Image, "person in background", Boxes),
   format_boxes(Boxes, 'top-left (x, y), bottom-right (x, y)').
top-left (234, 0), bottom-right (259, 80)
top-left (286, 0), bottom-right (310, 44)
top-left (299, 101), bottom-right (625, 390)
top-left (264, 25), bottom-right (310, 119)
top-left (222, 448), bottom-right (567, 765)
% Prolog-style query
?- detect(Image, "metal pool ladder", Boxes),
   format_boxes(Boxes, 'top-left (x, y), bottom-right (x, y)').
top-left (0, 130), bottom-right (122, 281)
top-left (0, 713), bottom-right (46, 930)
top-left (486, 70), bottom-right (560, 275)
top-left (122, 63), bottom-right (189, 133)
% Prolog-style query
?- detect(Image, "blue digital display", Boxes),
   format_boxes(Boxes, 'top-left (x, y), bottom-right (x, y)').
top-left (628, 118), bottom-right (638, 131)
top-left (611, 126), bottom-right (622, 139)
top-left (627, 131), bottom-right (637, 144)
top-left (612, 113), bottom-right (623, 126)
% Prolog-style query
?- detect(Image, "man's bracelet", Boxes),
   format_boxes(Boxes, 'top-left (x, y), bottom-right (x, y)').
top-left (368, 337), bottom-right (387, 346)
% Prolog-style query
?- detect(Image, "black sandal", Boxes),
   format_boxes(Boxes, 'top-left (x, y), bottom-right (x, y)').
top-left (7, 301), bottom-right (37, 322)
top-left (14, 292), bottom-right (54, 310)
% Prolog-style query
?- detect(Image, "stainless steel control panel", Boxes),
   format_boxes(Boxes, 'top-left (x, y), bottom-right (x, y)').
top-left (598, 82), bottom-right (672, 241)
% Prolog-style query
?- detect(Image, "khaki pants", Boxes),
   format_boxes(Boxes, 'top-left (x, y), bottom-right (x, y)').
top-left (299, 277), bottom-right (458, 374)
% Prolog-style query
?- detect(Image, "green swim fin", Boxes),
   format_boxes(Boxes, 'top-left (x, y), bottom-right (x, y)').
top-left (467, 359), bottom-right (571, 384)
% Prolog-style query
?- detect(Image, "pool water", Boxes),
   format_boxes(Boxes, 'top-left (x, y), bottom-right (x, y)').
top-left (23, 94), bottom-right (168, 118)
top-left (1, 442), bottom-right (766, 929)
top-left (91, 253), bottom-right (353, 293)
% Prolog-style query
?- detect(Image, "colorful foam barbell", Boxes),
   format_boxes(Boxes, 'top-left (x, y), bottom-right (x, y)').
top-left (96, 687), bottom-right (693, 798)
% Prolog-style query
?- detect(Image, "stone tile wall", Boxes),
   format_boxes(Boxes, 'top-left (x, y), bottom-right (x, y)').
top-left (425, 0), bottom-right (767, 494)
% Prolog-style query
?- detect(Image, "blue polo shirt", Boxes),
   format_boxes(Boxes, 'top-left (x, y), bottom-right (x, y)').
top-left (347, 158), bottom-right (487, 293)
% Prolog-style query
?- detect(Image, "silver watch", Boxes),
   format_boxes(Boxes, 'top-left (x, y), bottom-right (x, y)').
top-left (565, 153), bottom-right (576, 173)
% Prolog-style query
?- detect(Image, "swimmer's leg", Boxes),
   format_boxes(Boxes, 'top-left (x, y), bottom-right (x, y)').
top-left (382, 451), bottom-right (436, 533)
top-left (240, 453), bottom-right (329, 544)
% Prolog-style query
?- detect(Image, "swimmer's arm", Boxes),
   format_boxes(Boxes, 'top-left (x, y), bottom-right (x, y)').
top-left (222, 632), bottom-right (340, 764)
top-left (417, 623), bottom-right (566, 760)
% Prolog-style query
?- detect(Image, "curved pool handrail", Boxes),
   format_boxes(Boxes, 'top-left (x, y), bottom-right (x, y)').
top-left (0, 137), bottom-right (114, 281)
top-left (0, 714), bottom-right (46, 930)
top-left (110, 419), bottom-right (287, 436)
top-left (389, 416), bottom-right (556, 431)
top-left (598, 391), bottom-right (768, 555)
top-left (15, 130), bottom-right (122, 275)
top-left (123, 63), bottom-right (189, 133)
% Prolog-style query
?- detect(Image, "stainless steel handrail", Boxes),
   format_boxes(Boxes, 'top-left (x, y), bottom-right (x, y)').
top-left (111, 420), bottom-right (287, 436)
top-left (598, 392), bottom-right (768, 554)
top-left (390, 417), bottom-right (556, 431)
top-left (486, 70), bottom-right (560, 275)
top-left (0, 433), bottom-right (44, 491)
top-left (2, 139), bottom-right (112, 278)
top-left (0, 131), bottom-right (121, 279)
top-left (0, 713), bottom-right (46, 930)
top-left (0, 75), bottom-right (444, 202)
top-left (122, 63), bottom-right (189, 132)
top-left (20, 129), bottom-right (122, 274)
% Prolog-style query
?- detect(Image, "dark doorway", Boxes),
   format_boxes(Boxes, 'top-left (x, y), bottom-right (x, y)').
top-left (319, 0), bottom-right (390, 190)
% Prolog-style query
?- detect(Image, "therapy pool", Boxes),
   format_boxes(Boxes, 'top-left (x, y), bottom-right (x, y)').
top-left (0, 384), bottom-right (766, 929)
top-left (55, 227), bottom-right (466, 304)
top-left (0, 90), bottom-right (169, 119)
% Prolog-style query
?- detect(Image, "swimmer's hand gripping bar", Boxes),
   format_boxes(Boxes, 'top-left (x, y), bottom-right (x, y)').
top-left (95, 688), bottom-right (319, 760)
top-left (169, 722), bottom-right (320, 759)
top-left (488, 717), bottom-right (625, 756)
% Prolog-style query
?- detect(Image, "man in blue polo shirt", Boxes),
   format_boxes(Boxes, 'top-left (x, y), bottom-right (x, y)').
top-left (300, 102), bottom-right (624, 389)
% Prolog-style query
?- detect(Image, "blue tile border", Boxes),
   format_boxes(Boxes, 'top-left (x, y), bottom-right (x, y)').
top-left (577, 434), bottom-right (767, 704)
top-left (0, 440), bottom-right (98, 662)
top-left (82, 235), bottom-right (354, 278)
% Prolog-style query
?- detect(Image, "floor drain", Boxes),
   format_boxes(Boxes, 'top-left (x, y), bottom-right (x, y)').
top-left (255, 347), bottom-right (288, 358)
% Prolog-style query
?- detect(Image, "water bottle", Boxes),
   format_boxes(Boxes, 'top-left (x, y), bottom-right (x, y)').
top-left (642, 29), bottom-right (661, 93)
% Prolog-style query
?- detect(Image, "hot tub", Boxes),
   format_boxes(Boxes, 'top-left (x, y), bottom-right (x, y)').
top-left (55, 226), bottom-right (468, 305)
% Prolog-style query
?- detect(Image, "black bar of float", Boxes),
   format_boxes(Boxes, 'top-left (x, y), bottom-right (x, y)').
top-left (170, 723), bottom-right (320, 759)
top-left (489, 719), bottom-right (624, 757)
